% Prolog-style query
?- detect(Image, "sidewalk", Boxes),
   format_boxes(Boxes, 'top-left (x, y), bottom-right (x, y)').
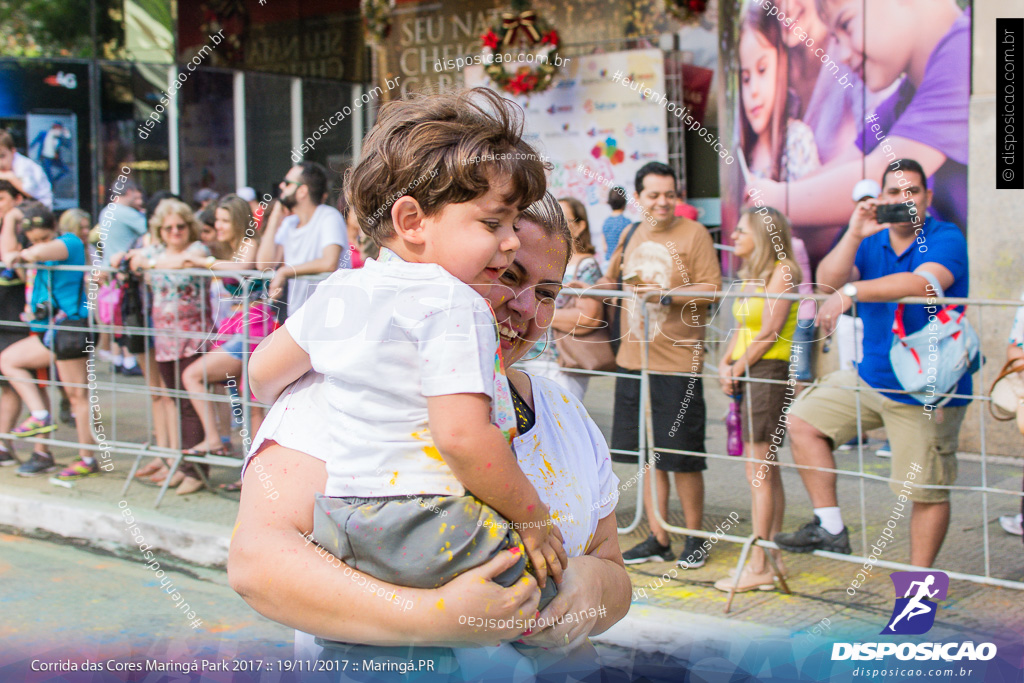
top-left (0, 368), bottom-right (1022, 651)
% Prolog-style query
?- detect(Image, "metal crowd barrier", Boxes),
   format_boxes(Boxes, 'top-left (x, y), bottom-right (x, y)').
top-left (0, 263), bottom-right (329, 506)
top-left (611, 286), bottom-right (1024, 603)
top-left (4, 265), bottom-right (1022, 597)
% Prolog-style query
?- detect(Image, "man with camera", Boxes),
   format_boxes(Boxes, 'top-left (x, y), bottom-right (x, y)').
top-left (774, 158), bottom-right (971, 569)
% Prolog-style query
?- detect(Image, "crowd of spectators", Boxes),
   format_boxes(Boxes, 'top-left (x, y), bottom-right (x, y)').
top-left (0, 127), bottom-right (1012, 577)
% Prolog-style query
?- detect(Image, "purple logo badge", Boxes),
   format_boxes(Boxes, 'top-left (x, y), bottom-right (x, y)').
top-left (881, 571), bottom-right (949, 635)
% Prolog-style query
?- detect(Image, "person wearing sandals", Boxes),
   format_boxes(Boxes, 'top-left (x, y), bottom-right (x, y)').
top-left (179, 193), bottom-right (274, 491)
top-left (714, 206), bottom-right (801, 592)
top-left (517, 197), bottom-right (603, 400)
top-left (122, 198), bottom-right (212, 494)
top-left (0, 203), bottom-right (96, 478)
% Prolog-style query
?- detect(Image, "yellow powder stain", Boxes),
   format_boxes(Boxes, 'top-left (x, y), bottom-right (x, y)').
top-left (438, 523), bottom-right (448, 535)
top-left (231, 521), bottom-right (241, 540)
top-left (563, 395), bottom-right (570, 403)
top-left (411, 430), bottom-right (444, 461)
top-left (389, 471), bottom-right (398, 486)
top-left (540, 455), bottom-right (556, 475)
top-left (436, 598), bottom-right (445, 610)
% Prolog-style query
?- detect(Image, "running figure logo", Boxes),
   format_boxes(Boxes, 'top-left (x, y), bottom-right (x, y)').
top-left (881, 571), bottom-right (949, 635)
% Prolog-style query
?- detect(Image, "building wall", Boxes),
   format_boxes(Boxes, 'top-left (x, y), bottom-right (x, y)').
top-left (962, 0), bottom-right (1024, 455)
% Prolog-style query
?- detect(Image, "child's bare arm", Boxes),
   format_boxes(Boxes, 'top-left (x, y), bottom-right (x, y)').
top-left (247, 326), bottom-right (312, 404)
top-left (427, 393), bottom-right (567, 585)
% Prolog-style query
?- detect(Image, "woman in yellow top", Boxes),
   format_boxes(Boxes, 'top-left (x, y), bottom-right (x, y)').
top-left (715, 206), bottom-right (802, 593)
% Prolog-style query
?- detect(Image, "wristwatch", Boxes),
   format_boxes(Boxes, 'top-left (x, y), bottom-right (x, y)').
top-left (842, 283), bottom-right (858, 299)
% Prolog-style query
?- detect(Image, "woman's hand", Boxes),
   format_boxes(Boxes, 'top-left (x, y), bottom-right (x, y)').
top-left (436, 550), bottom-right (542, 647)
top-left (718, 362), bottom-right (737, 396)
top-left (517, 559), bottom-right (602, 650)
top-left (127, 250), bottom-right (149, 273)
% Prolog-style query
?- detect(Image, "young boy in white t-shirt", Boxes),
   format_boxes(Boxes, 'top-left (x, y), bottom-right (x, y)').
top-left (247, 88), bottom-right (567, 613)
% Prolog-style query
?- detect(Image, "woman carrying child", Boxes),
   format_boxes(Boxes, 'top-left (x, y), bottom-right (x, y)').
top-left (230, 89), bottom-right (629, 680)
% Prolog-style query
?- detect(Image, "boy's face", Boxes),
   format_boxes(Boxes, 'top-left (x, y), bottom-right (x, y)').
top-left (827, 0), bottom-right (914, 92)
top-left (419, 174), bottom-right (521, 288)
top-left (0, 146), bottom-right (13, 172)
top-left (781, 0), bottom-right (827, 48)
top-left (0, 190), bottom-right (21, 217)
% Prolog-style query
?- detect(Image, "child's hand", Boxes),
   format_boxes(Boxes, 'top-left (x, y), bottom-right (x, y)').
top-left (520, 522), bottom-right (568, 589)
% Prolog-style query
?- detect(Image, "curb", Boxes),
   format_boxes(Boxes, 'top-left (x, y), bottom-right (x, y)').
top-left (597, 602), bottom-right (788, 653)
top-left (0, 485), bottom-right (231, 567)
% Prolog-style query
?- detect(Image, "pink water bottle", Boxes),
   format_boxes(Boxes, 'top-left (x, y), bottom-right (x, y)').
top-left (726, 394), bottom-right (743, 457)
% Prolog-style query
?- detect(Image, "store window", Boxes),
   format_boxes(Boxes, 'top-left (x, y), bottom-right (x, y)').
top-left (245, 72), bottom-right (291, 198)
top-left (301, 79), bottom-right (356, 198)
top-left (178, 70), bottom-right (236, 205)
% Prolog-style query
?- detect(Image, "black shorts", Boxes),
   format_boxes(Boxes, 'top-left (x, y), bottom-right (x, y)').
top-left (611, 368), bottom-right (707, 473)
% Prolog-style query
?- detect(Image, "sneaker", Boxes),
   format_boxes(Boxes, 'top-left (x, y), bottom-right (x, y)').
top-left (876, 441), bottom-right (892, 458)
top-left (0, 448), bottom-right (17, 466)
top-left (677, 536), bottom-right (708, 569)
top-left (59, 397), bottom-right (74, 426)
top-left (55, 459), bottom-right (100, 481)
top-left (11, 414), bottom-right (57, 437)
top-left (120, 363), bottom-right (143, 377)
top-left (622, 534), bottom-right (673, 564)
top-left (999, 513), bottom-right (1023, 536)
top-left (16, 451), bottom-right (56, 477)
top-left (837, 435), bottom-right (868, 452)
top-left (0, 268), bottom-right (23, 286)
top-left (774, 516), bottom-right (852, 554)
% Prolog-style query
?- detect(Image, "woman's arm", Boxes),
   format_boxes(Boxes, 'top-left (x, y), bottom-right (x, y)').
top-left (247, 326), bottom-right (313, 404)
top-left (519, 513), bottom-right (630, 648)
top-left (228, 445), bottom-right (542, 646)
top-left (1, 206), bottom-right (22, 261)
top-left (15, 237), bottom-right (70, 263)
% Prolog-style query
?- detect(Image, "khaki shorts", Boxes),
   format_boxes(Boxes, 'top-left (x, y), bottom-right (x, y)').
top-left (789, 370), bottom-right (966, 503)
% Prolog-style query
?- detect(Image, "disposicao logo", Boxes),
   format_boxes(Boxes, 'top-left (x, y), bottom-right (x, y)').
top-left (883, 571), bottom-right (947, 635)
top-left (831, 571), bottom-right (997, 662)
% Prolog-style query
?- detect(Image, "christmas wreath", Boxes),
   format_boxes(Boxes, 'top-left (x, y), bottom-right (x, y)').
top-left (665, 0), bottom-right (709, 24)
top-left (361, 0), bottom-right (395, 45)
top-left (480, 2), bottom-right (563, 96)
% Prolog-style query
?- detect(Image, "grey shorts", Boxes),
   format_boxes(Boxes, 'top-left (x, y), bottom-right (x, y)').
top-left (312, 491), bottom-right (557, 612)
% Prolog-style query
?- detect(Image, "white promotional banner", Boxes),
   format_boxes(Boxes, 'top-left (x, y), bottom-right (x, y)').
top-left (466, 49), bottom-right (668, 261)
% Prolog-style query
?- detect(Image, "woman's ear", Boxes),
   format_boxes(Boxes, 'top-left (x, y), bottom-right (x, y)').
top-left (390, 196), bottom-right (427, 246)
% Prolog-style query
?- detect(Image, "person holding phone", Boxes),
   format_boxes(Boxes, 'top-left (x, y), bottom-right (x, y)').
top-left (774, 158), bottom-right (971, 569)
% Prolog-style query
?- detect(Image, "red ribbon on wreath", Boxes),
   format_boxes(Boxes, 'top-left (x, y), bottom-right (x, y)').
top-left (501, 10), bottom-right (540, 46)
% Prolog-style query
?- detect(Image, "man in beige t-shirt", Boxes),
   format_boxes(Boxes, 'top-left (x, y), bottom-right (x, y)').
top-left (600, 162), bottom-right (721, 569)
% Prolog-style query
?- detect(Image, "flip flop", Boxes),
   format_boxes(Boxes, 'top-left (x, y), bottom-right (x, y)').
top-left (218, 479), bottom-right (243, 492)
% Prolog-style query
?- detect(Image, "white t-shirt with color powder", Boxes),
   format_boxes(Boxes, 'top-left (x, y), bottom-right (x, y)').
top-left (263, 250), bottom-right (509, 498)
top-left (274, 204), bottom-right (348, 313)
top-left (264, 370), bottom-right (621, 667)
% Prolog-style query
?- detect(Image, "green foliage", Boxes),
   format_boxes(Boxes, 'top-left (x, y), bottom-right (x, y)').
top-left (0, 0), bottom-right (124, 58)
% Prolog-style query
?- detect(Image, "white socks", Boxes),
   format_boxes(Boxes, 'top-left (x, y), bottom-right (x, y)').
top-left (31, 410), bottom-right (49, 421)
top-left (122, 356), bottom-right (138, 370)
top-left (814, 507), bottom-right (845, 535)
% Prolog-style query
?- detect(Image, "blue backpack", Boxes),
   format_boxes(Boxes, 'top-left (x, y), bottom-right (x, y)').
top-left (889, 270), bottom-right (980, 405)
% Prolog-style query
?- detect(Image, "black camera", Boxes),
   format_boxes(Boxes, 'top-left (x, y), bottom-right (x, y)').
top-left (875, 203), bottom-right (917, 225)
top-left (33, 303), bottom-right (49, 321)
